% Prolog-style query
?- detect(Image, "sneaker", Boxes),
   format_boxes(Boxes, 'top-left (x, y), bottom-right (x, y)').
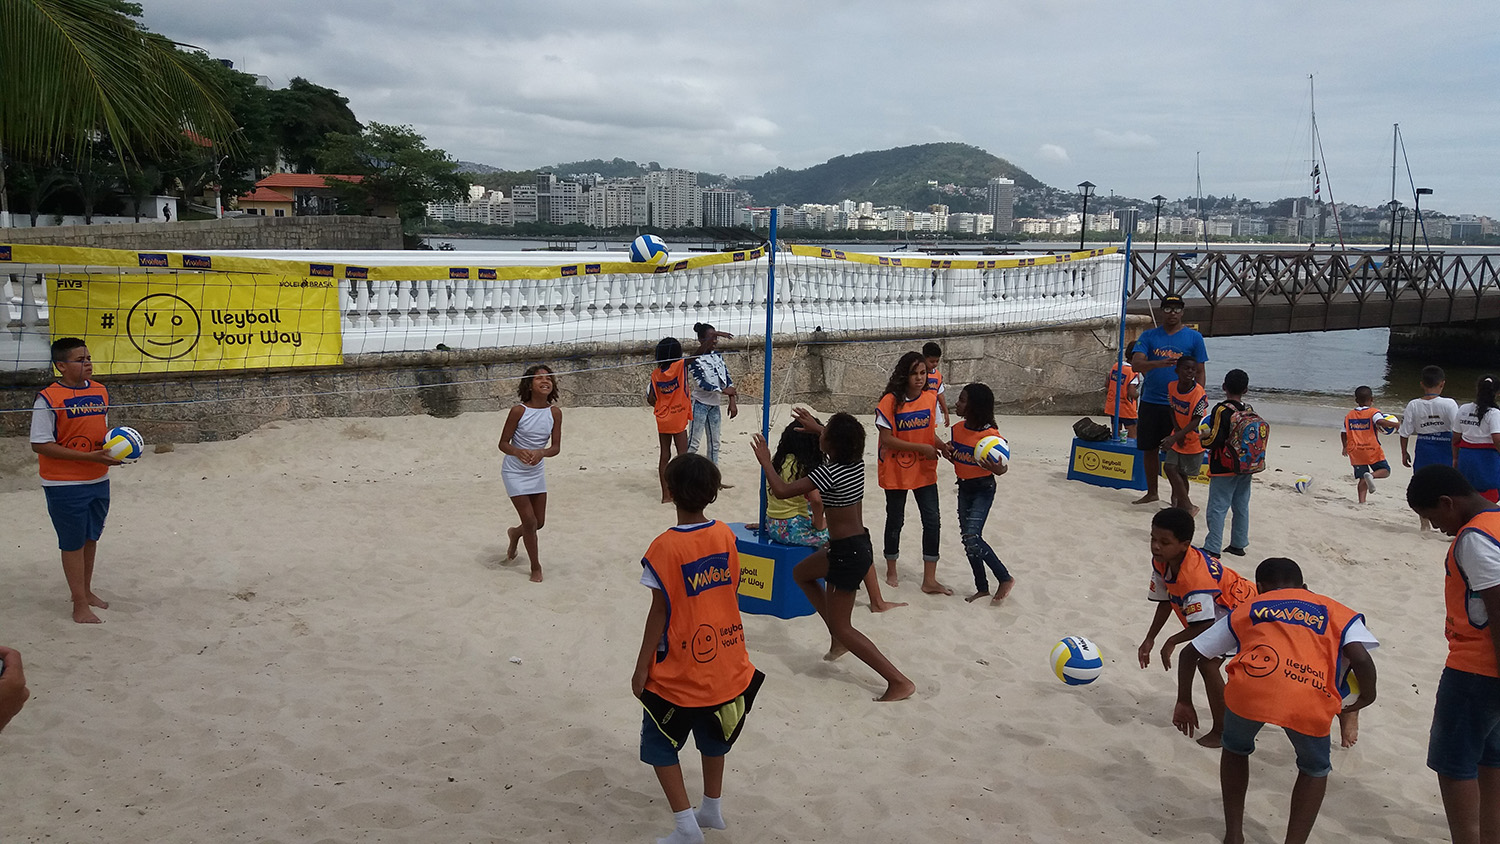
top-left (1224, 546), bottom-right (1246, 556)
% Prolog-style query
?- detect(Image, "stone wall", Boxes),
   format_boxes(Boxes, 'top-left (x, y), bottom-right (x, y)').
top-left (0, 215), bottom-right (402, 251)
top-left (1389, 320), bottom-right (1500, 367)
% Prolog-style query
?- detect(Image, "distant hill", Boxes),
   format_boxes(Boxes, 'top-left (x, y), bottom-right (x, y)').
top-left (734, 143), bottom-right (1043, 211)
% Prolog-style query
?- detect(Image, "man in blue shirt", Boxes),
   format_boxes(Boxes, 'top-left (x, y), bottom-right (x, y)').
top-left (1131, 294), bottom-right (1209, 505)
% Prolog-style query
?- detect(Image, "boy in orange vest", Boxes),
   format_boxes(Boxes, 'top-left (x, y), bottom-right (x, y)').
top-left (1341, 385), bottom-right (1399, 504)
top-left (1407, 465), bottom-right (1500, 844)
top-left (632, 454), bottom-right (764, 844)
top-left (1174, 557), bottom-right (1378, 844)
top-left (1162, 355), bottom-right (1209, 515)
top-left (922, 341), bottom-right (951, 428)
top-left (1139, 507), bottom-right (1256, 748)
top-left (30, 338), bottom-right (123, 623)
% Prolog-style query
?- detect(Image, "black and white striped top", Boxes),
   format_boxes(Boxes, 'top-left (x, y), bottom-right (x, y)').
top-left (807, 460), bottom-right (864, 508)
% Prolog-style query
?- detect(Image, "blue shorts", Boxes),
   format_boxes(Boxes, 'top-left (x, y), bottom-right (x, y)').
top-left (640, 707), bottom-right (732, 767)
top-left (1222, 709), bottom-right (1332, 778)
top-left (1352, 460), bottom-right (1391, 480)
top-left (43, 480), bottom-right (110, 552)
top-left (1428, 667), bottom-right (1500, 780)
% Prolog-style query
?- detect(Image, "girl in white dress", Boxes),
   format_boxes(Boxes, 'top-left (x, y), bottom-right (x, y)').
top-left (498, 365), bottom-right (562, 582)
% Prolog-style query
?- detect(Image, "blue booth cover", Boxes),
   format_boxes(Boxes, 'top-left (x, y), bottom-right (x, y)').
top-left (1066, 437), bottom-right (1148, 491)
top-left (731, 522), bottom-right (816, 619)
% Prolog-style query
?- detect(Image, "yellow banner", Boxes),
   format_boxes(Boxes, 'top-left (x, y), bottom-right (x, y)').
top-left (786, 244), bottom-right (1119, 270)
top-left (1071, 445), bottom-right (1137, 481)
top-left (737, 553), bottom-right (775, 601)
top-left (49, 272), bottom-right (343, 374)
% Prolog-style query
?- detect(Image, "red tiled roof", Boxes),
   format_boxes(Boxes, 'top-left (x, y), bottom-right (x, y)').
top-left (256, 173), bottom-right (364, 189)
top-left (237, 187), bottom-right (295, 203)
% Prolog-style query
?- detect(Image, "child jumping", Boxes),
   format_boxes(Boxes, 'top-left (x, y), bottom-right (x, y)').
top-left (945, 383), bottom-right (1015, 604)
top-left (1140, 506), bottom-right (1257, 748)
top-left (1173, 557), bottom-right (1378, 844)
top-left (1341, 385), bottom-right (1399, 504)
top-left (649, 337), bottom-right (693, 504)
top-left (876, 351), bottom-right (951, 595)
top-left (922, 341), bottom-right (951, 428)
top-left (497, 364), bottom-right (562, 583)
top-left (633, 454), bottom-right (764, 844)
top-left (752, 408), bottom-right (916, 699)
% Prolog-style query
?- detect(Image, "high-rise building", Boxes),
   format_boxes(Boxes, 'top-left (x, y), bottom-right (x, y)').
top-left (987, 177), bottom-right (1016, 233)
top-left (646, 169), bottom-right (701, 228)
top-left (701, 189), bottom-right (748, 228)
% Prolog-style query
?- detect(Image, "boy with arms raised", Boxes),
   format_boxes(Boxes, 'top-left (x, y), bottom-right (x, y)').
top-left (1139, 507), bottom-right (1256, 748)
top-left (633, 454), bottom-right (764, 844)
top-left (1173, 558), bottom-right (1378, 844)
top-left (1407, 465), bottom-right (1500, 844)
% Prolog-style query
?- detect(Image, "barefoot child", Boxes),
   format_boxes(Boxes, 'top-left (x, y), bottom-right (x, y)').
top-left (876, 351), bottom-right (951, 595)
top-left (1341, 385), bottom-right (1399, 504)
top-left (1140, 507), bottom-right (1257, 748)
top-left (945, 383), bottom-right (1015, 604)
top-left (922, 341), bottom-right (951, 428)
top-left (497, 365), bottom-right (562, 583)
top-left (755, 421), bottom-right (829, 548)
top-left (752, 408), bottom-right (916, 699)
top-left (633, 454), bottom-right (765, 844)
top-left (648, 337), bottom-right (693, 503)
top-left (1173, 557), bottom-right (1378, 844)
top-left (1161, 355), bottom-right (1208, 516)
top-left (30, 338), bottom-right (123, 623)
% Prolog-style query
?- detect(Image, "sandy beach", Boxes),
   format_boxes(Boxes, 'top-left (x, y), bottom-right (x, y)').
top-left (0, 405), bottom-right (1457, 842)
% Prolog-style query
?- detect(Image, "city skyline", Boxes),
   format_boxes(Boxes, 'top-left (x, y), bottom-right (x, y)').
top-left (140, 1), bottom-right (1500, 217)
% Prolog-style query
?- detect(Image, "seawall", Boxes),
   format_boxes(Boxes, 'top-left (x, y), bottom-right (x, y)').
top-left (0, 215), bottom-right (402, 251)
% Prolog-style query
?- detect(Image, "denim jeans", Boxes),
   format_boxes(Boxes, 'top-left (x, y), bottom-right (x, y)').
top-left (956, 476), bottom-right (1011, 592)
top-left (687, 400), bottom-right (723, 464)
top-left (884, 484), bottom-right (940, 562)
top-left (1204, 473), bottom-right (1252, 555)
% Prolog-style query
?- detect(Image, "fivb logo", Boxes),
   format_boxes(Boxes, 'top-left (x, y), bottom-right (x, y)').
top-left (681, 552), bottom-right (733, 596)
top-left (1250, 599), bottom-right (1329, 635)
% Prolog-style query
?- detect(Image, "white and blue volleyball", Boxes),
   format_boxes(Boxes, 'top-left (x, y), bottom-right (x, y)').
top-left (103, 426), bottom-right (144, 462)
top-left (975, 435), bottom-right (1010, 468)
top-left (1380, 413), bottom-right (1400, 434)
top-left (1050, 636), bottom-right (1103, 686)
top-left (1294, 474), bottom-right (1313, 494)
top-left (629, 234), bottom-right (669, 265)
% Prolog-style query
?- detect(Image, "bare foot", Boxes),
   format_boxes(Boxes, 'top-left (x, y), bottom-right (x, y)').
top-left (1132, 493), bottom-right (1159, 505)
top-left (921, 579), bottom-right (954, 596)
top-left (73, 604), bottom-right (103, 624)
top-left (868, 599), bottom-right (908, 613)
top-left (87, 592), bottom-right (109, 609)
top-left (506, 527), bottom-right (521, 560)
top-left (824, 640), bottom-right (848, 661)
top-left (1337, 711), bottom-right (1359, 747)
top-left (991, 578), bottom-right (1016, 603)
top-left (876, 677), bottom-right (917, 702)
top-left (885, 561), bottom-right (899, 588)
top-left (1196, 730), bottom-right (1223, 749)
top-left (965, 590), bottom-right (990, 603)
top-left (529, 567), bottom-right (544, 583)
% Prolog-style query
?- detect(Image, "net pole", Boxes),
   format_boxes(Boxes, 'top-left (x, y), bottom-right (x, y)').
top-left (758, 209), bottom-right (778, 541)
top-left (1112, 234), bottom-right (1133, 442)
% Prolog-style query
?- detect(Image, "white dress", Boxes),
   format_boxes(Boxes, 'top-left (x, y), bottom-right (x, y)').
top-left (501, 405), bottom-right (555, 497)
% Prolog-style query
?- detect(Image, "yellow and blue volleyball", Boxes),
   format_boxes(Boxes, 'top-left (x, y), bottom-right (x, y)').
top-left (975, 435), bottom-right (1010, 468)
top-left (1294, 474), bottom-right (1313, 494)
top-left (1380, 413), bottom-right (1400, 434)
top-left (103, 426), bottom-right (144, 461)
top-left (629, 234), bottom-right (669, 265)
top-left (1050, 636), bottom-right (1103, 686)
top-left (1339, 670), bottom-right (1360, 707)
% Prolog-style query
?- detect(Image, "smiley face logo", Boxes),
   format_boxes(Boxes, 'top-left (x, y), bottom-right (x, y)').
top-left (126, 293), bottom-right (201, 360)
top-left (1081, 451), bottom-right (1101, 471)
top-left (691, 624), bottom-right (719, 663)
top-left (1241, 644), bottom-right (1280, 678)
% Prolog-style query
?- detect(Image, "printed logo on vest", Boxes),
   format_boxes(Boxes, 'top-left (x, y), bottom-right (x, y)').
top-left (894, 408), bottom-right (931, 431)
top-left (61, 394), bottom-right (107, 418)
top-left (681, 552), bottom-right (733, 597)
top-left (1250, 599), bottom-right (1329, 635)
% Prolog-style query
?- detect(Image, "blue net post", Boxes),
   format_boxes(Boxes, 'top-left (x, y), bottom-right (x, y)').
top-left (1111, 234), bottom-right (1133, 441)
top-left (758, 209), bottom-right (778, 541)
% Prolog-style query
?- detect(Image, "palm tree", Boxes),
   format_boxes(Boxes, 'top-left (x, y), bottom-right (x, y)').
top-left (0, 0), bottom-right (238, 224)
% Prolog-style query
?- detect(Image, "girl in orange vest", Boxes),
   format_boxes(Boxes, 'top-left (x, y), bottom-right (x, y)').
top-left (876, 351), bottom-right (951, 595)
top-left (945, 383), bottom-right (1015, 604)
top-left (648, 337), bottom-right (693, 504)
top-left (497, 365), bottom-right (562, 583)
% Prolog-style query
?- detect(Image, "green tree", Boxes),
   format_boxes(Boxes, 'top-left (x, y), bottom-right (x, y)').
top-left (273, 78), bottom-right (361, 173)
top-left (316, 122), bottom-right (466, 226)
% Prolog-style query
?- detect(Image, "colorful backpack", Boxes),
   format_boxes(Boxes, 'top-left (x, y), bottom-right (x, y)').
top-left (1227, 404), bottom-right (1270, 474)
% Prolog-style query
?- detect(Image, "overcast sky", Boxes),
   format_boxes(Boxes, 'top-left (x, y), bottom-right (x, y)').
top-left (142, 1), bottom-right (1498, 216)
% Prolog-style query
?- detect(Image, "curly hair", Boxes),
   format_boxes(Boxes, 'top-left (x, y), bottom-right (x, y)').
top-left (881, 351), bottom-right (927, 411)
top-left (771, 421), bottom-right (823, 478)
top-left (518, 364), bottom-right (558, 403)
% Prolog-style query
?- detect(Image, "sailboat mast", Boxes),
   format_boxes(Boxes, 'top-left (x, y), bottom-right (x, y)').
top-left (1391, 124), bottom-right (1399, 203)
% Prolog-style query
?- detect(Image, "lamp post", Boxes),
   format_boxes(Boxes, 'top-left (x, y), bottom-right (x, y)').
top-left (1077, 181), bottom-right (1095, 251)
top-left (1414, 187), bottom-right (1433, 256)
top-left (1386, 199), bottom-right (1402, 252)
top-left (1151, 194), bottom-right (1167, 269)
top-left (1395, 209), bottom-right (1407, 254)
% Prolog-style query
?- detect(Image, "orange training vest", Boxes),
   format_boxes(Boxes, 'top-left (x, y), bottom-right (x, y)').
top-left (1168, 381), bottom-right (1207, 454)
top-left (1343, 407), bottom-right (1386, 466)
top-left (1152, 547), bottom-right (1257, 626)
top-left (36, 381), bottom-right (110, 482)
top-left (926, 367), bottom-right (944, 394)
top-left (1106, 362), bottom-right (1139, 420)
top-left (1224, 588), bottom-right (1363, 737)
top-left (1445, 510), bottom-right (1500, 678)
top-left (651, 360), bottom-right (693, 435)
top-left (949, 422), bottom-right (1000, 481)
top-left (877, 389), bottom-right (939, 490)
top-left (642, 521), bottom-right (756, 707)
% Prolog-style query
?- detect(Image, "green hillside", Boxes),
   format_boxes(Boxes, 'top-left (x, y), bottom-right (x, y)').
top-left (735, 142), bottom-right (1042, 210)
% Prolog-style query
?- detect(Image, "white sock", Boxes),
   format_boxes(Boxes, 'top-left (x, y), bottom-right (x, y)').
top-left (657, 808), bottom-right (704, 844)
top-left (696, 795), bottom-right (726, 830)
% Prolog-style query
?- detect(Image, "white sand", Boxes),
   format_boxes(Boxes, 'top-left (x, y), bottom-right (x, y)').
top-left (0, 406), bottom-right (1455, 842)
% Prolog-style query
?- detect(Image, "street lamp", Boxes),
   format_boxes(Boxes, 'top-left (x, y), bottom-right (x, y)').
top-left (1152, 194), bottom-right (1167, 269)
top-left (1077, 181), bottom-right (1096, 251)
top-left (1386, 199), bottom-right (1402, 252)
top-left (1414, 187), bottom-right (1434, 256)
top-left (1395, 209), bottom-right (1407, 254)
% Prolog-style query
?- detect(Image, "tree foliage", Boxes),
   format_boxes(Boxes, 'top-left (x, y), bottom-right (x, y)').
top-left (316, 122), bottom-right (466, 225)
top-left (734, 143), bottom-right (1042, 208)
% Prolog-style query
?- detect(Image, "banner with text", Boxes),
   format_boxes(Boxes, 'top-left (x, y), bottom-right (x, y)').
top-left (49, 272), bottom-right (343, 374)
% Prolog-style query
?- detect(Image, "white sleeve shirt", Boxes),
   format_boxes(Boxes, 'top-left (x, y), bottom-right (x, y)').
top-left (1457, 528), bottom-right (1500, 593)
top-left (1192, 613), bottom-right (1379, 660)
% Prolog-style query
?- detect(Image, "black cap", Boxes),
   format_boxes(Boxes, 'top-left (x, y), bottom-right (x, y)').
top-left (1160, 294), bottom-right (1185, 309)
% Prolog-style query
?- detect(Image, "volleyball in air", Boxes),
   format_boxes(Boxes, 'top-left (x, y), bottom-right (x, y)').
top-left (629, 234), bottom-right (669, 265)
top-left (975, 435), bottom-right (1010, 468)
top-left (103, 426), bottom-right (144, 462)
top-left (1050, 636), bottom-right (1103, 686)
top-left (1294, 474), bottom-right (1313, 494)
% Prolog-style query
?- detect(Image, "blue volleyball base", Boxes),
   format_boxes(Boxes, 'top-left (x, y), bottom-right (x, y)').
top-left (731, 522), bottom-right (817, 619)
top-left (1066, 437), bottom-right (1148, 491)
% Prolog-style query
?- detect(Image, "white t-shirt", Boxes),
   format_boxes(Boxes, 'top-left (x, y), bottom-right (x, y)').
top-left (1454, 528), bottom-right (1500, 627)
top-left (1147, 570), bottom-right (1224, 624)
top-left (1399, 396), bottom-right (1460, 439)
top-left (30, 393), bottom-right (108, 487)
top-left (1456, 403), bottom-right (1500, 446)
top-left (1192, 611), bottom-right (1379, 661)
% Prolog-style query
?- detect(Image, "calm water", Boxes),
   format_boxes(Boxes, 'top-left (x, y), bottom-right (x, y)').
top-left (426, 237), bottom-right (1489, 415)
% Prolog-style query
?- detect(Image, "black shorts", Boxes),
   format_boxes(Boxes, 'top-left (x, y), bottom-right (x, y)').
top-left (1136, 402), bottom-right (1175, 451)
top-left (826, 530), bottom-right (874, 592)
